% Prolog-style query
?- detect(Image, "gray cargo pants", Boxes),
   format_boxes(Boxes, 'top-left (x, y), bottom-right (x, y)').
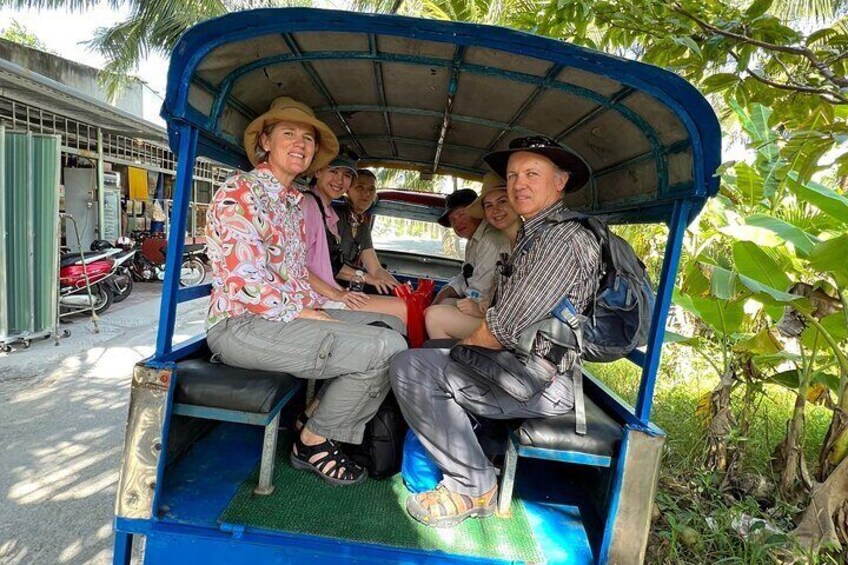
top-left (208, 310), bottom-right (407, 444)
top-left (390, 348), bottom-right (575, 496)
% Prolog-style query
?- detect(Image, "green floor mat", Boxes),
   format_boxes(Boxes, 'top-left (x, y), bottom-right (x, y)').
top-left (219, 440), bottom-right (545, 563)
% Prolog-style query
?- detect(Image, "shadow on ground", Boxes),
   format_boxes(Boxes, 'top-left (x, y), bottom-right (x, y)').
top-left (0, 286), bottom-right (205, 564)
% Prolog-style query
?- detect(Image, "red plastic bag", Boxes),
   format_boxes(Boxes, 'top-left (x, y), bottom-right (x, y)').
top-left (394, 279), bottom-right (435, 348)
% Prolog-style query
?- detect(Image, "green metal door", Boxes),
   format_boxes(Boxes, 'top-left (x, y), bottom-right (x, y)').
top-left (3, 131), bottom-right (34, 338)
top-left (0, 130), bottom-right (61, 343)
top-left (32, 135), bottom-right (61, 335)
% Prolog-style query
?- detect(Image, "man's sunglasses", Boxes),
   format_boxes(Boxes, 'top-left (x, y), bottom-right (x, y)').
top-left (508, 135), bottom-right (562, 151)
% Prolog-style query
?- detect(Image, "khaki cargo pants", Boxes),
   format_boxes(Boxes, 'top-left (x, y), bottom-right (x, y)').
top-left (207, 311), bottom-right (407, 444)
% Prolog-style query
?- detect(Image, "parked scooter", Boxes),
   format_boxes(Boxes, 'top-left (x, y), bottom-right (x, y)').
top-left (91, 238), bottom-right (136, 303)
top-left (170, 243), bottom-right (208, 287)
top-left (129, 230), bottom-right (208, 287)
top-left (58, 247), bottom-right (119, 316)
top-left (128, 231), bottom-right (166, 283)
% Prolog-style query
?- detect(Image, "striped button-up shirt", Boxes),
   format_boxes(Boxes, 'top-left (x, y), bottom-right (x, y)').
top-left (485, 201), bottom-right (600, 351)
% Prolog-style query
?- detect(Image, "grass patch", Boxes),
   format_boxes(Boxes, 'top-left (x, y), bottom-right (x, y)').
top-left (586, 346), bottom-right (837, 563)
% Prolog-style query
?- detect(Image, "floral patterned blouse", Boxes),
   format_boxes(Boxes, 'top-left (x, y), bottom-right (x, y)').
top-left (205, 163), bottom-right (325, 329)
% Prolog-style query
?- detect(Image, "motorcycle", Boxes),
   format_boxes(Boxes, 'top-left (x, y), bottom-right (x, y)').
top-left (58, 247), bottom-right (119, 316)
top-left (91, 238), bottom-right (136, 303)
top-left (128, 231), bottom-right (166, 283)
top-left (173, 243), bottom-right (208, 287)
top-left (130, 231), bottom-right (208, 287)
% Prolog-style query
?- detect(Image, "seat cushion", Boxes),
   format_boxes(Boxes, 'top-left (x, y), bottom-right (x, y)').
top-left (515, 396), bottom-right (623, 458)
top-left (175, 358), bottom-right (300, 414)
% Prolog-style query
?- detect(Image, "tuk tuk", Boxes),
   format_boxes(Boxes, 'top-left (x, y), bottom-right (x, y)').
top-left (112, 8), bottom-right (721, 564)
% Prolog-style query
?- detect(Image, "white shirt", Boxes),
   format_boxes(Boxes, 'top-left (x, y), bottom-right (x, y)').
top-left (447, 220), bottom-right (509, 300)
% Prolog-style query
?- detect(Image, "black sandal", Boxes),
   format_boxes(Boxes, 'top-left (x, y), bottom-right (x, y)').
top-left (290, 436), bottom-right (367, 486)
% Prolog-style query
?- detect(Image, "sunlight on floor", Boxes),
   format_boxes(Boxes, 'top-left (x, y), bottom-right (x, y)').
top-left (9, 445), bottom-right (120, 505)
top-left (0, 539), bottom-right (29, 565)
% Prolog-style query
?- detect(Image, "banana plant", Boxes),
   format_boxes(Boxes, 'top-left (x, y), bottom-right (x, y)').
top-left (672, 102), bottom-right (847, 497)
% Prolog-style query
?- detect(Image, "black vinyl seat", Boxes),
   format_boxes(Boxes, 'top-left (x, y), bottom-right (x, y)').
top-left (172, 356), bottom-right (302, 496)
top-left (514, 395), bottom-right (623, 458)
top-left (60, 253), bottom-right (84, 267)
top-left (175, 358), bottom-right (298, 414)
top-left (498, 385), bottom-right (625, 513)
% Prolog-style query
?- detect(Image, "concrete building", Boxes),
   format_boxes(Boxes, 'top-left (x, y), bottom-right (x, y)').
top-left (0, 38), bottom-right (147, 118)
top-left (0, 39), bottom-right (229, 249)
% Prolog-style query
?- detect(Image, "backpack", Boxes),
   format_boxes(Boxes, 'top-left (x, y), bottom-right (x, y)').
top-left (550, 211), bottom-right (655, 363)
top-left (515, 210), bottom-right (655, 435)
top-left (343, 393), bottom-right (407, 479)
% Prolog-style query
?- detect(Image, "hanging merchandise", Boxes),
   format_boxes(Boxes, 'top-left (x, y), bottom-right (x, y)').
top-left (127, 167), bottom-right (149, 201)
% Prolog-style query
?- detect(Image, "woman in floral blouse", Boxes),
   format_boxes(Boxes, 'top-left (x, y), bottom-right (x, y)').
top-left (205, 97), bottom-right (407, 487)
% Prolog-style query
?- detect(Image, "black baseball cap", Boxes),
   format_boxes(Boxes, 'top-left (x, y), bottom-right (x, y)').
top-left (483, 135), bottom-right (590, 193)
top-left (437, 189), bottom-right (478, 227)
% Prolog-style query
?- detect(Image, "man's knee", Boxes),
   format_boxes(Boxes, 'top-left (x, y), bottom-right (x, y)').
top-left (390, 349), bottom-right (415, 385)
top-left (390, 349), bottom-right (450, 389)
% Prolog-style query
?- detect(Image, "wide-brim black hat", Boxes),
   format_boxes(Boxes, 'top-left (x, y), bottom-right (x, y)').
top-left (437, 188), bottom-right (479, 227)
top-left (483, 136), bottom-right (590, 193)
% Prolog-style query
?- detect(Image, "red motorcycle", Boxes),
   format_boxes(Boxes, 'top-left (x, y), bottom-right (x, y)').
top-left (58, 247), bottom-right (120, 316)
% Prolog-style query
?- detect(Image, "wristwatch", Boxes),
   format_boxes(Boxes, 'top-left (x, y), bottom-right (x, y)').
top-left (354, 269), bottom-right (365, 281)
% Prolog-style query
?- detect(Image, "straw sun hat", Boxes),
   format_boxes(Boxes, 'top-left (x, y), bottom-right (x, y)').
top-left (243, 96), bottom-right (339, 174)
top-left (466, 172), bottom-right (508, 219)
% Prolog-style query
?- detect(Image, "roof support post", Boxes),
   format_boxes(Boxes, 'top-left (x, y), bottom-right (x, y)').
top-left (96, 127), bottom-right (105, 240)
top-left (155, 124), bottom-right (198, 357)
top-left (635, 198), bottom-right (693, 423)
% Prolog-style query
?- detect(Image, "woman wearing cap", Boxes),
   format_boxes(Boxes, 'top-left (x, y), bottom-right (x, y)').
top-left (336, 169), bottom-right (400, 293)
top-left (204, 96), bottom-right (407, 487)
top-left (302, 155), bottom-right (407, 324)
top-left (425, 172), bottom-right (521, 339)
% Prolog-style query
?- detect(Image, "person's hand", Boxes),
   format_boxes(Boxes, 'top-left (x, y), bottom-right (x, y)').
top-left (335, 289), bottom-right (370, 309)
top-left (374, 268), bottom-right (400, 290)
top-left (299, 307), bottom-right (335, 322)
top-left (456, 298), bottom-right (484, 318)
top-left (365, 271), bottom-right (398, 295)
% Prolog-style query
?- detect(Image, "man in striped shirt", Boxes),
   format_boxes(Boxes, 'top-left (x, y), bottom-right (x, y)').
top-left (390, 136), bottom-right (601, 528)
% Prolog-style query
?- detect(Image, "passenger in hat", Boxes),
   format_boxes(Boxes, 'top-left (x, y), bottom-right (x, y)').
top-left (425, 172), bottom-right (521, 339)
top-left (301, 149), bottom-right (407, 324)
top-left (391, 136), bottom-right (600, 527)
top-left (335, 169), bottom-right (400, 293)
top-left (205, 96), bottom-right (407, 488)
top-left (431, 185), bottom-right (509, 306)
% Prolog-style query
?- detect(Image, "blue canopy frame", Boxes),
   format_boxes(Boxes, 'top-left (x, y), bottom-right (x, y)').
top-left (155, 8), bottom-right (720, 427)
top-left (107, 8), bottom-right (725, 565)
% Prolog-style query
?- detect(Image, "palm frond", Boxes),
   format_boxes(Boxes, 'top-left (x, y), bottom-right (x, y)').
top-left (771, 0), bottom-right (848, 24)
top-left (0, 0), bottom-right (123, 10)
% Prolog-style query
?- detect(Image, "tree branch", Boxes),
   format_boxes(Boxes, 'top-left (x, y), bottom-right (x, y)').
top-left (672, 3), bottom-right (848, 89)
top-left (745, 66), bottom-right (848, 103)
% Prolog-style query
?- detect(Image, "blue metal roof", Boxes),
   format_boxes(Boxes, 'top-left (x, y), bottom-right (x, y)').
top-left (162, 8), bottom-right (721, 224)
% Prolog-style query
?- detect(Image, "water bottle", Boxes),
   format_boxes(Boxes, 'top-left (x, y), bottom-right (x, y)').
top-left (349, 269), bottom-right (365, 292)
top-left (465, 288), bottom-right (482, 301)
